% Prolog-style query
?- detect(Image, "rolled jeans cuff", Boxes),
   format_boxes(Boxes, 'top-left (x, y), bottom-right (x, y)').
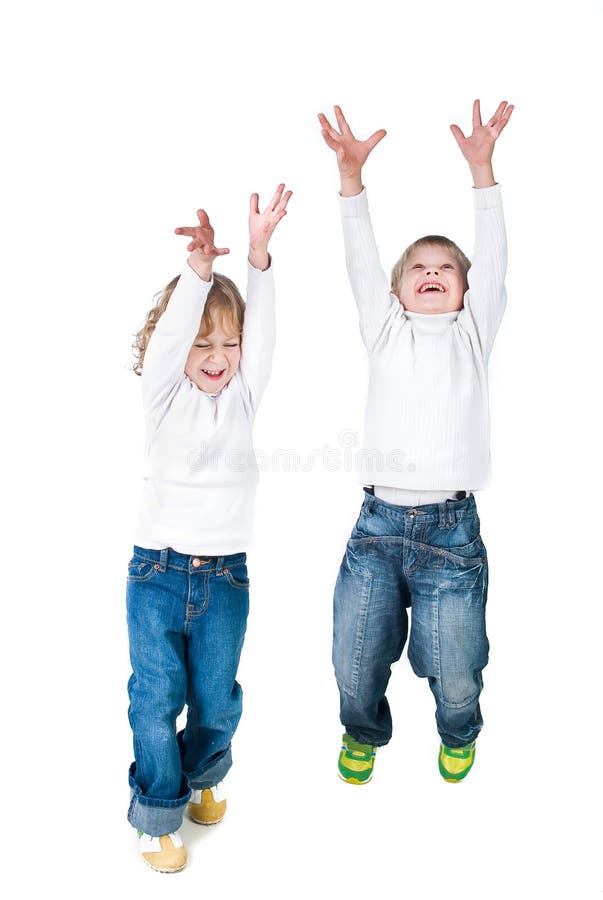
top-left (127, 763), bottom-right (191, 836)
top-left (184, 744), bottom-right (232, 790)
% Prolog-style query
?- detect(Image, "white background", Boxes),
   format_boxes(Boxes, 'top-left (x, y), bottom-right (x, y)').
top-left (2, 0), bottom-right (602, 896)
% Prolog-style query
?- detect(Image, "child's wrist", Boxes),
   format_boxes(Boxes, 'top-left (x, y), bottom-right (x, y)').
top-left (469, 162), bottom-right (495, 189)
top-left (187, 253), bottom-right (213, 282)
top-left (248, 246), bottom-right (270, 271)
top-left (340, 173), bottom-right (363, 197)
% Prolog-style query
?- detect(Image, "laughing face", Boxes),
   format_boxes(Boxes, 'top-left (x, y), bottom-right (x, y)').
top-left (185, 315), bottom-right (242, 393)
top-left (397, 245), bottom-right (466, 314)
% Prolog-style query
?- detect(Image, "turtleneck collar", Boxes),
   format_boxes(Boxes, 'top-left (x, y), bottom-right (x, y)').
top-left (403, 308), bottom-right (459, 334)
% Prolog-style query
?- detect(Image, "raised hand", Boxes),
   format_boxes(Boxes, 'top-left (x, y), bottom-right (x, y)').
top-left (318, 106), bottom-right (386, 196)
top-left (450, 99), bottom-right (513, 187)
top-left (175, 209), bottom-right (229, 280)
top-left (248, 183), bottom-right (292, 270)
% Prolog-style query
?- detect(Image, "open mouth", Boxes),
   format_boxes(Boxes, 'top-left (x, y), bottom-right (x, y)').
top-left (418, 282), bottom-right (445, 294)
top-left (201, 368), bottom-right (226, 380)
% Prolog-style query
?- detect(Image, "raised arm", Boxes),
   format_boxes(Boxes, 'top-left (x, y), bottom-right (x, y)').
top-left (142, 210), bottom-right (229, 420)
top-left (452, 99), bottom-right (514, 357)
top-left (318, 106), bottom-right (396, 351)
top-left (239, 184), bottom-right (292, 409)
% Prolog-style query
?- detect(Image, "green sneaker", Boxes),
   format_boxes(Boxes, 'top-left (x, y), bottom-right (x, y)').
top-left (438, 741), bottom-right (476, 783)
top-left (338, 733), bottom-right (376, 784)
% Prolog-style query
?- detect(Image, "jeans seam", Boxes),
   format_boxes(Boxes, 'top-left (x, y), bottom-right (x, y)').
top-left (349, 571), bottom-right (371, 696)
top-left (349, 536), bottom-right (485, 565)
top-left (134, 737), bottom-right (146, 788)
top-left (185, 572), bottom-right (211, 628)
top-left (185, 570), bottom-right (192, 630)
top-left (337, 561), bottom-right (373, 699)
top-left (433, 583), bottom-right (442, 688)
top-left (438, 690), bottom-right (480, 710)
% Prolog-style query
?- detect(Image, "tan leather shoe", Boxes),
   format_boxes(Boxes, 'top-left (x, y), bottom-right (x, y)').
top-left (188, 783), bottom-right (227, 825)
top-left (139, 832), bottom-right (187, 873)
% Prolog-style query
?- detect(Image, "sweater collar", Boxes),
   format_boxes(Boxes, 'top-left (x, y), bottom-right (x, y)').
top-left (404, 308), bottom-right (459, 334)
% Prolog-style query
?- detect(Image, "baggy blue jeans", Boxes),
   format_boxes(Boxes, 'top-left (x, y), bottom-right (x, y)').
top-left (333, 490), bottom-right (489, 749)
top-left (126, 546), bottom-right (250, 836)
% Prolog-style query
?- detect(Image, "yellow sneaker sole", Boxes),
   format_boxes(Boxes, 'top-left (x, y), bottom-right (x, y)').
top-left (337, 772), bottom-right (373, 785)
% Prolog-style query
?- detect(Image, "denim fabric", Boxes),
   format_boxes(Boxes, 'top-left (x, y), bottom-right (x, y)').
top-left (126, 546), bottom-right (249, 836)
top-left (333, 490), bottom-right (489, 749)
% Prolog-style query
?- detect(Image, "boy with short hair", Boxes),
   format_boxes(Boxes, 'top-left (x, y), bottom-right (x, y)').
top-left (318, 99), bottom-right (513, 784)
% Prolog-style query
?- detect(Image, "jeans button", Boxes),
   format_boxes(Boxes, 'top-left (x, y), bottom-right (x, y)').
top-left (409, 510), bottom-right (416, 518)
top-left (223, 568), bottom-right (229, 574)
top-left (192, 558), bottom-right (201, 568)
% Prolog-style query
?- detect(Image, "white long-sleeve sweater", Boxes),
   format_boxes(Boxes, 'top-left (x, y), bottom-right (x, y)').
top-left (132, 260), bottom-right (275, 555)
top-left (341, 184), bottom-right (507, 490)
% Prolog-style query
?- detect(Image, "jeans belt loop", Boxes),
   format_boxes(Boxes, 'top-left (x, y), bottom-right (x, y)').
top-left (159, 548), bottom-right (169, 571)
top-left (449, 501), bottom-right (458, 527)
top-left (446, 500), bottom-right (456, 528)
top-left (438, 501), bottom-right (456, 528)
top-left (216, 555), bottom-right (225, 574)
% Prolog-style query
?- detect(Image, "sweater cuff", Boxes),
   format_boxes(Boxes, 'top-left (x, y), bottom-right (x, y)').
top-left (472, 183), bottom-right (502, 209)
top-left (339, 186), bottom-right (368, 217)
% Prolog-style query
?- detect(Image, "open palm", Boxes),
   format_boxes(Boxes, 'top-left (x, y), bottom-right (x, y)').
top-left (450, 99), bottom-right (514, 168)
top-left (248, 183), bottom-right (292, 250)
top-left (174, 210), bottom-right (229, 261)
top-left (318, 106), bottom-right (386, 178)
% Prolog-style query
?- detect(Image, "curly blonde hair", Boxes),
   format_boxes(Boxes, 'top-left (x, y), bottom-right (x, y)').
top-left (390, 235), bottom-right (471, 295)
top-left (132, 272), bottom-right (245, 376)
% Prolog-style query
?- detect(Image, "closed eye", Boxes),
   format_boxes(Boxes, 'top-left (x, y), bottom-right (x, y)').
top-left (194, 343), bottom-right (239, 348)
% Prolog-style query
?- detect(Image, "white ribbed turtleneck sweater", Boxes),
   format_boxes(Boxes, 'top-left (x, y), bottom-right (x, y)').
top-left (131, 260), bottom-right (275, 555)
top-left (340, 184), bottom-right (507, 491)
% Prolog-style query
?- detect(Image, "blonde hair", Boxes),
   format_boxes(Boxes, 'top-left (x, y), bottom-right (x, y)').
top-left (132, 272), bottom-right (245, 375)
top-left (390, 235), bottom-right (471, 295)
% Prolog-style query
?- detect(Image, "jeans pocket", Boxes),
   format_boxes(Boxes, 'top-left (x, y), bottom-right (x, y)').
top-left (437, 535), bottom-right (487, 566)
top-left (223, 567), bottom-right (250, 590)
top-left (436, 538), bottom-right (487, 603)
top-left (127, 554), bottom-right (161, 584)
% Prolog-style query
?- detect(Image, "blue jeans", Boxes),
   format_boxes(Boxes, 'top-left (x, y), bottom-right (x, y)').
top-left (333, 490), bottom-right (489, 749)
top-left (126, 546), bottom-right (250, 836)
